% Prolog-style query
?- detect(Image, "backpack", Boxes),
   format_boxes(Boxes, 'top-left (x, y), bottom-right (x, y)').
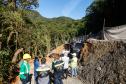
top-left (36, 65), bottom-right (50, 78)
top-left (38, 71), bottom-right (49, 78)
top-left (52, 60), bottom-right (64, 72)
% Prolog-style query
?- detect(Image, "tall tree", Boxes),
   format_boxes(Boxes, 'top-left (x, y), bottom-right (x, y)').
top-left (1, 0), bottom-right (39, 10)
top-left (83, 0), bottom-right (126, 34)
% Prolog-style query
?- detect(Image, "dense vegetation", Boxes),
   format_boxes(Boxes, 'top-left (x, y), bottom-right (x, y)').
top-left (83, 0), bottom-right (126, 33)
top-left (0, 0), bottom-right (84, 82)
top-left (0, 0), bottom-right (126, 83)
top-left (0, 8), bottom-right (83, 55)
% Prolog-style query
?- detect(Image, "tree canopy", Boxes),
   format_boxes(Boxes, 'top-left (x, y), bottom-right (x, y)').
top-left (1, 0), bottom-right (39, 10)
top-left (83, 0), bottom-right (126, 33)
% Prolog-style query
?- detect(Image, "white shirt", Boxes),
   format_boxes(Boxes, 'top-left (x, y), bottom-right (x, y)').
top-left (61, 56), bottom-right (69, 69)
top-left (62, 50), bottom-right (70, 56)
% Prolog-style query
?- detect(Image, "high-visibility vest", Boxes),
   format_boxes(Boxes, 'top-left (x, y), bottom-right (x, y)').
top-left (20, 61), bottom-right (30, 79)
top-left (70, 57), bottom-right (77, 68)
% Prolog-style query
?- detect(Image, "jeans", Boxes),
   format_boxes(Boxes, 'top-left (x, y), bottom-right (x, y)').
top-left (54, 72), bottom-right (63, 84)
top-left (71, 67), bottom-right (77, 77)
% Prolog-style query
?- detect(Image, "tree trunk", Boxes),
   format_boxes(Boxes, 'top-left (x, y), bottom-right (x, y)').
top-left (12, 0), bottom-right (17, 11)
top-left (12, 48), bottom-right (23, 63)
top-left (7, 31), bottom-right (15, 50)
top-left (34, 46), bottom-right (38, 57)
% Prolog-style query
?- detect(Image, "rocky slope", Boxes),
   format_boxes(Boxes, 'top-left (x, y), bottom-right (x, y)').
top-left (79, 40), bottom-right (126, 84)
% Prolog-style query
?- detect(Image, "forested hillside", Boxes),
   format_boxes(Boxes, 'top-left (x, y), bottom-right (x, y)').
top-left (1, 0), bottom-right (126, 83)
top-left (83, 0), bottom-right (126, 33)
top-left (0, 0), bottom-right (84, 82)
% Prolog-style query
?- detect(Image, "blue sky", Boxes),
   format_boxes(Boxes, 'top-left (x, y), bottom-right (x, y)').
top-left (36, 0), bottom-right (93, 20)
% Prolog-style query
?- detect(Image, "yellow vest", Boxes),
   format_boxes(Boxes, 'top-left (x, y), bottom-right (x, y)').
top-left (70, 57), bottom-right (77, 68)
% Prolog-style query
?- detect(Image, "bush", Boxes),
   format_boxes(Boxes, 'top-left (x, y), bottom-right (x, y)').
top-left (0, 50), bottom-right (11, 83)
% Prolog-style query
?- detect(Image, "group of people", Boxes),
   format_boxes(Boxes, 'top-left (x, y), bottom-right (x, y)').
top-left (10, 48), bottom-right (78, 84)
top-left (33, 50), bottom-right (78, 84)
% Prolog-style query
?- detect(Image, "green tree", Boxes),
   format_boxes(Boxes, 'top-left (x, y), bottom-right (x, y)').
top-left (83, 0), bottom-right (126, 34)
top-left (1, 0), bottom-right (39, 10)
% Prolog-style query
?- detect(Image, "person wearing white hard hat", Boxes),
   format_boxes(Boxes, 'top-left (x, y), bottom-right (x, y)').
top-left (70, 53), bottom-right (78, 77)
top-left (20, 53), bottom-right (31, 84)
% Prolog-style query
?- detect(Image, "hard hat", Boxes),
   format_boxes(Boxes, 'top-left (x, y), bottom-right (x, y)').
top-left (23, 53), bottom-right (31, 59)
top-left (72, 53), bottom-right (76, 57)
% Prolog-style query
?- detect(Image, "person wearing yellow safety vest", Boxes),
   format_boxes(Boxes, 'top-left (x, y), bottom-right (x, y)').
top-left (70, 53), bottom-right (78, 78)
top-left (20, 53), bottom-right (31, 84)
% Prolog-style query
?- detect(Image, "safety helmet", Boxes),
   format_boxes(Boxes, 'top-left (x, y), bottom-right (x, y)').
top-left (72, 53), bottom-right (76, 57)
top-left (23, 53), bottom-right (31, 59)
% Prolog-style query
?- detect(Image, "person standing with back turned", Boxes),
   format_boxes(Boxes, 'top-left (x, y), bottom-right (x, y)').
top-left (61, 51), bottom-right (70, 79)
top-left (70, 53), bottom-right (78, 78)
top-left (52, 54), bottom-right (64, 84)
top-left (20, 53), bottom-right (31, 84)
top-left (34, 57), bottom-right (40, 83)
top-left (36, 57), bottom-right (50, 84)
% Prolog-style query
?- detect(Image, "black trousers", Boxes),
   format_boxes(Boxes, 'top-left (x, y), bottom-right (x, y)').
top-left (63, 68), bottom-right (69, 79)
top-left (20, 74), bottom-right (32, 84)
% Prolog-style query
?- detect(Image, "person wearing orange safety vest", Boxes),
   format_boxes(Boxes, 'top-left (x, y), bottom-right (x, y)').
top-left (20, 53), bottom-right (31, 84)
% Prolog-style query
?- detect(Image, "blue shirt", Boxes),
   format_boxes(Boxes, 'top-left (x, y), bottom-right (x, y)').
top-left (34, 59), bottom-right (40, 79)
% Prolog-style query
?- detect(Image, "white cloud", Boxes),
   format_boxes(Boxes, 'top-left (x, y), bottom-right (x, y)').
top-left (62, 0), bottom-right (82, 16)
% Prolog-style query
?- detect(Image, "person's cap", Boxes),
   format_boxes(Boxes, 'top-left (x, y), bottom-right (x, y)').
top-left (23, 53), bottom-right (31, 59)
